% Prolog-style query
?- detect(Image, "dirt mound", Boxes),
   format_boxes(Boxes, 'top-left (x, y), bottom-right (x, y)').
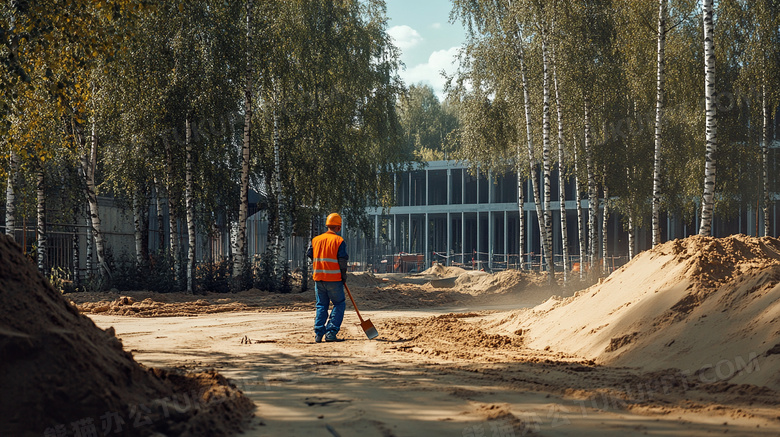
top-left (381, 313), bottom-right (525, 360)
top-left (454, 270), bottom-right (528, 295)
top-left (421, 263), bottom-right (467, 277)
top-left (0, 235), bottom-right (254, 435)
top-left (73, 289), bottom-right (315, 316)
top-left (493, 234), bottom-right (780, 391)
top-left (346, 271), bottom-right (385, 287)
top-left (73, 274), bottom-right (480, 315)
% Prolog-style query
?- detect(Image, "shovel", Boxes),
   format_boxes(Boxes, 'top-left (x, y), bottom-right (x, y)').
top-left (344, 284), bottom-right (379, 340)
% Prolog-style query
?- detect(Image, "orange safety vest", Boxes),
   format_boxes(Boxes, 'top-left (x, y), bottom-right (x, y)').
top-left (312, 230), bottom-right (344, 282)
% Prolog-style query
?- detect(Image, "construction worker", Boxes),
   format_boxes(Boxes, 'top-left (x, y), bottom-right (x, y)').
top-left (306, 213), bottom-right (348, 343)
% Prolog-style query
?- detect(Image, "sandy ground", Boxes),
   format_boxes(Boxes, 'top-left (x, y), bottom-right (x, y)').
top-left (74, 236), bottom-right (780, 436)
top-left (88, 304), bottom-right (780, 436)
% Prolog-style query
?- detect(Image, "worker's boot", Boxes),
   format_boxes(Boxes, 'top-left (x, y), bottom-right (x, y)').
top-left (324, 332), bottom-right (342, 342)
top-left (315, 333), bottom-right (324, 343)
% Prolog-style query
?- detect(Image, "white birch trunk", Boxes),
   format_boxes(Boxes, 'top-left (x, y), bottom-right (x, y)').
top-left (5, 150), bottom-right (18, 241)
top-left (515, 35), bottom-right (552, 282)
top-left (762, 83), bottom-right (770, 236)
top-left (235, 0), bottom-right (253, 278)
top-left (628, 213), bottom-right (635, 260)
top-left (301, 209), bottom-right (314, 292)
top-left (85, 209), bottom-right (93, 278)
top-left (573, 139), bottom-right (585, 280)
top-left (273, 99), bottom-right (284, 276)
top-left (601, 180), bottom-right (609, 275)
top-left (36, 168), bottom-right (46, 273)
top-left (540, 35), bottom-right (555, 283)
top-left (552, 48), bottom-right (569, 284)
top-left (134, 190), bottom-right (144, 266)
top-left (72, 210), bottom-right (80, 287)
top-left (517, 163), bottom-right (524, 270)
top-left (699, 0), bottom-right (717, 235)
top-left (626, 163), bottom-right (635, 260)
top-left (79, 120), bottom-right (110, 281)
top-left (584, 98), bottom-right (599, 269)
top-left (164, 135), bottom-right (181, 284)
top-left (185, 116), bottom-right (196, 293)
top-left (652, 0), bottom-right (667, 247)
top-left (154, 178), bottom-right (166, 252)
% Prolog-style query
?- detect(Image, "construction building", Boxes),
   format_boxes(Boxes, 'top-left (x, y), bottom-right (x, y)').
top-left (359, 155), bottom-right (780, 274)
top-left (363, 160), bottom-right (600, 273)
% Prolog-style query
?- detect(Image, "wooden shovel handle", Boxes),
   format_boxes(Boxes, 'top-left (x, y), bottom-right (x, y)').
top-left (344, 284), bottom-right (365, 323)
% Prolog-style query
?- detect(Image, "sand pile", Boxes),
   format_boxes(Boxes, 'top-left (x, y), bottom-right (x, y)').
top-left (454, 270), bottom-right (528, 295)
top-left (421, 263), bottom-right (467, 277)
top-left (346, 271), bottom-right (386, 287)
top-left (74, 289), bottom-right (314, 317)
top-left (382, 313), bottom-right (526, 361)
top-left (494, 234), bottom-right (780, 390)
top-left (0, 235), bottom-right (254, 435)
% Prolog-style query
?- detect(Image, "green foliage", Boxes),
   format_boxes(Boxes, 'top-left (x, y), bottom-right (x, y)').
top-left (250, 0), bottom-right (410, 234)
top-left (48, 267), bottom-right (72, 294)
top-left (196, 259), bottom-right (232, 294)
top-left (279, 260), bottom-right (293, 294)
top-left (398, 84), bottom-right (459, 161)
top-left (449, 0), bottom-right (778, 241)
top-left (253, 250), bottom-right (277, 293)
top-left (230, 260), bottom-right (252, 293)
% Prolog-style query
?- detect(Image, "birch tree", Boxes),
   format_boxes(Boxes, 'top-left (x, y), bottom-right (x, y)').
top-left (731, 0), bottom-right (780, 236)
top-left (652, 0), bottom-right (668, 246)
top-left (552, 47), bottom-right (569, 283)
top-left (254, 0), bottom-right (406, 246)
top-left (5, 150), bottom-right (18, 241)
top-left (698, 0), bottom-right (717, 235)
top-left (235, 0), bottom-right (254, 279)
top-left (452, 0), bottom-right (556, 282)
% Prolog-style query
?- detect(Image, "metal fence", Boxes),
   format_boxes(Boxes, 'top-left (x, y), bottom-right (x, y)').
top-left (2, 215), bottom-right (630, 287)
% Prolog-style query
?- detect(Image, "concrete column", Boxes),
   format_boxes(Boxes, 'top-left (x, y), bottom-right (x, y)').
top-left (424, 213), bottom-right (429, 269)
top-left (504, 211), bottom-right (508, 268)
top-left (488, 211), bottom-right (493, 270)
top-left (391, 215), bottom-right (395, 248)
top-left (409, 171), bottom-right (412, 207)
top-left (393, 172), bottom-right (397, 205)
top-left (488, 171), bottom-right (492, 203)
top-left (462, 211), bottom-right (465, 265)
top-left (462, 168), bottom-right (465, 205)
top-left (476, 211), bottom-right (481, 269)
top-left (476, 168), bottom-right (480, 204)
top-left (374, 214), bottom-right (379, 245)
top-left (408, 213), bottom-right (412, 252)
top-left (425, 169), bottom-right (429, 206)
top-left (447, 168), bottom-right (452, 205)
top-left (447, 212), bottom-right (451, 266)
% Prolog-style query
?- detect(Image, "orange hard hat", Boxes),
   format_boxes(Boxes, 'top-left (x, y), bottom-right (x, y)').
top-left (326, 213), bottom-right (342, 227)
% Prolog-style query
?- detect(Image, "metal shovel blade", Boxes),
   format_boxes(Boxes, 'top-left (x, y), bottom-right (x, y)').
top-left (361, 319), bottom-right (379, 340)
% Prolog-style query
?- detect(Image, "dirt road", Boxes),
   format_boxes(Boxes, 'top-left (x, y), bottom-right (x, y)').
top-left (89, 306), bottom-right (780, 437)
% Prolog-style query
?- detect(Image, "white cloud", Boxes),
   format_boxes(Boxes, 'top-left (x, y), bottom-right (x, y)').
top-left (399, 46), bottom-right (460, 101)
top-left (431, 22), bottom-right (442, 30)
top-left (388, 25), bottom-right (423, 51)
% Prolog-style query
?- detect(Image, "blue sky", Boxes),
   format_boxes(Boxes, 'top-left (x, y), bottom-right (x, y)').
top-left (385, 0), bottom-right (467, 101)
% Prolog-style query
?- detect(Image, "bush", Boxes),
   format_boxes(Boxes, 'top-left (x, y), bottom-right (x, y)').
top-left (111, 251), bottom-right (140, 291)
top-left (145, 251), bottom-right (182, 293)
top-left (195, 258), bottom-right (232, 293)
top-left (253, 249), bottom-right (277, 292)
top-left (279, 259), bottom-right (292, 294)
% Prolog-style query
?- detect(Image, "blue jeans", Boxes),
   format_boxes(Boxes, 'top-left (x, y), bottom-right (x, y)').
top-left (314, 281), bottom-right (346, 336)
